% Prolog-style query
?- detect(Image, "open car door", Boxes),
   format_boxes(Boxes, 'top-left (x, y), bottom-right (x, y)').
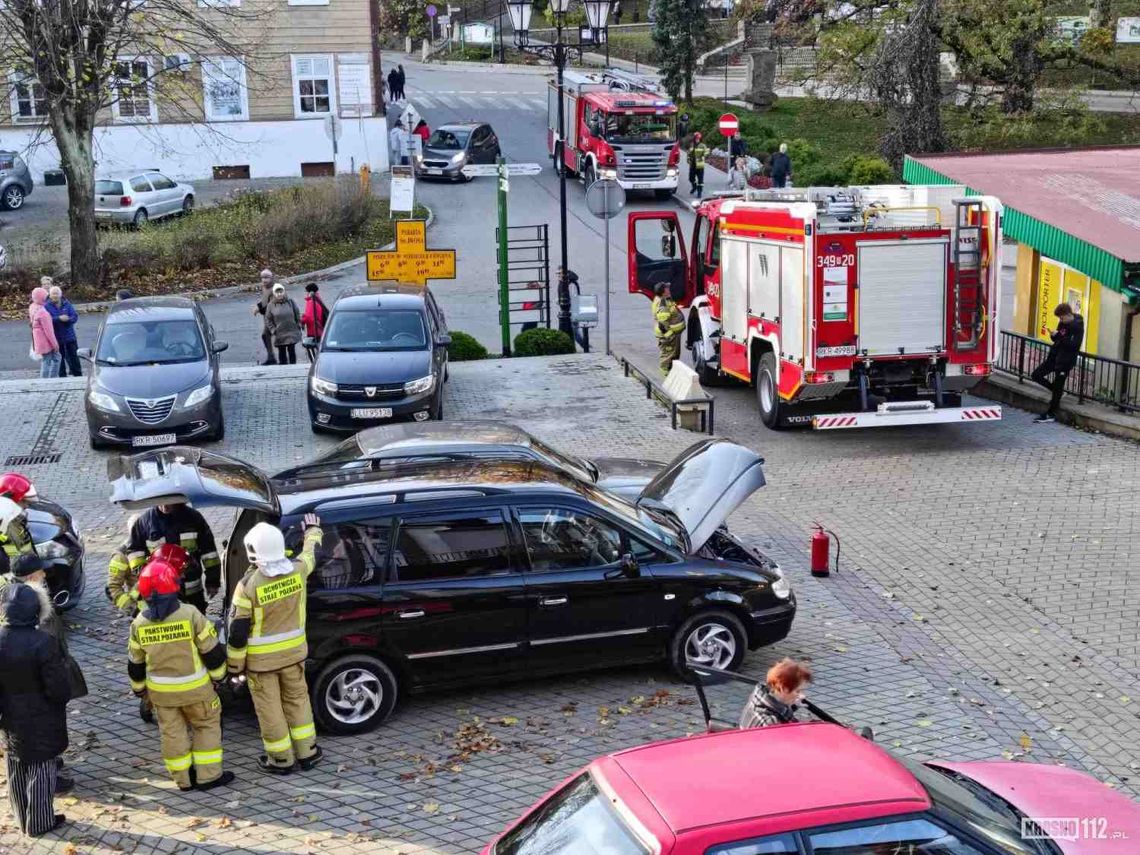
top-left (107, 446), bottom-right (279, 515)
top-left (627, 210), bottom-right (693, 306)
top-left (636, 439), bottom-right (764, 552)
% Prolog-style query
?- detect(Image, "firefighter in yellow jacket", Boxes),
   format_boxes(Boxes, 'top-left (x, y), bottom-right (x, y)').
top-left (652, 282), bottom-right (686, 375)
top-left (0, 496), bottom-right (34, 561)
top-left (128, 559), bottom-right (234, 791)
top-left (227, 513), bottom-right (323, 774)
top-left (109, 540), bottom-right (189, 617)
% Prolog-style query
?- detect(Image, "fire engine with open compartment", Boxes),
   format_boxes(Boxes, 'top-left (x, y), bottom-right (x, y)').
top-left (627, 185), bottom-right (1004, 429)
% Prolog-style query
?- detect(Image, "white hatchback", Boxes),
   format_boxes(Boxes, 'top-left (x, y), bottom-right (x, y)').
top-left (94, 170), bottom-right (195, 227)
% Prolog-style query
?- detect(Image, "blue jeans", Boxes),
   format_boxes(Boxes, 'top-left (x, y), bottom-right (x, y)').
top-left (40, 350), bottom-right (61, 378)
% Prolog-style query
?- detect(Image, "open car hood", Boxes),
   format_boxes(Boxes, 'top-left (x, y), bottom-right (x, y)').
top-left (108, 446), bottom-right (278, 515)
top-left (636, 439), bottom-right (765, 551)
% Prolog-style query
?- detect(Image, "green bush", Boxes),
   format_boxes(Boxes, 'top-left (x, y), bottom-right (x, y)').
top-left (845, 155), bottom-right (895, 185)
top-left (514, 328), bottom-right (575, 357)
top-left (447, 330), bottom-right (488, 361)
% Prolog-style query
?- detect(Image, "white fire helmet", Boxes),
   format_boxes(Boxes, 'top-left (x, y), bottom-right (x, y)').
top-left (244, 522), bottom-right (292, 576)
top-left (0, 496), bottom-right (23, 531)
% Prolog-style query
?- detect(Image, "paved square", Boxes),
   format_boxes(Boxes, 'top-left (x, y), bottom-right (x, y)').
top-left (0, 354), bottom-right (1136, 855)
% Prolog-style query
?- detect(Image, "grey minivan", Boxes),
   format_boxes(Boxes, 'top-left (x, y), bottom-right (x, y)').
top-left (0, 151), bottom-right (33, 211)
top-left (81, 297), bottom-right (228, 449)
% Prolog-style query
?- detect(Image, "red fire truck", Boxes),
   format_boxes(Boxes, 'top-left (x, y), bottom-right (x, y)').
top-left (548, 68), bottom-right (680, 198)
top-left (627, 185), bottom-right (1005, 429)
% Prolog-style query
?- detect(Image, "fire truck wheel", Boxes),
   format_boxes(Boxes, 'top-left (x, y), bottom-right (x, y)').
top-left (585, 162), bottom-right (597, 187)
top-left (756, 353), bottom-right (785, 429)
top-left (669, 609), bottom-right (747, 678)
top-left (694, 355), bottom-right (720, 387)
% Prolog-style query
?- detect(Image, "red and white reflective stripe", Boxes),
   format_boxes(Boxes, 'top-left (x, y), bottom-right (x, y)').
top-left (960, 408), bottom-right (1002, 420)
top-left (815, 416), bottom-right (859, 428)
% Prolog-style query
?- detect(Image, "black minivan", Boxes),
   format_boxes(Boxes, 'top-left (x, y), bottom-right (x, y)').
top-left (108, 439), bottom-right (795, 734)
top-left (307, 284), bottom-right (450, 432)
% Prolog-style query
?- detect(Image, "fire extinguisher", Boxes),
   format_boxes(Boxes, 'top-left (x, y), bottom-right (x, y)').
top-left (810, 524), bottom-right (840, 577)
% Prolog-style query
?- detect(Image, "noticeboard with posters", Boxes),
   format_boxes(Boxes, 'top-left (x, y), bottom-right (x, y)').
top-left (1117, 17), bottom-right (1140, 43)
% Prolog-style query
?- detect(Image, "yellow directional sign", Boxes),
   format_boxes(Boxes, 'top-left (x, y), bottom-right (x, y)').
top-left (366, 220), bottom-right (456, 286)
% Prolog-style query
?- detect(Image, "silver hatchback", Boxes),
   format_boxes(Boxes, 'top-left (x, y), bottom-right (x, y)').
top-left (94, 170), bottom-right (194, 227)
top-left (0, 151), bottom-right (33, 211)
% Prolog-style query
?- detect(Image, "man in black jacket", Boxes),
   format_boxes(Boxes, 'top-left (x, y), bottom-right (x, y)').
top-left (125, 503), bottom-right (221, 612)
top-left (1031, 302), bottom-right (1084, 423)
top-left (0, 585), bottom-right (72, 837)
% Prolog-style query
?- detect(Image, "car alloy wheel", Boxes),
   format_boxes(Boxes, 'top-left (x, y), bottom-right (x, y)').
top-left (133, 209), bottom-right (148, 228)
top-left (2, 186), bottom-right (25, 210)
top-left (684, 621), bottom-right (738, 670)
top-left (182, 195), bottom-right (195, 215)
top-left (326, 668), bottom-right (383, 725)
top-left (312, 655), bottom-right (398, 734)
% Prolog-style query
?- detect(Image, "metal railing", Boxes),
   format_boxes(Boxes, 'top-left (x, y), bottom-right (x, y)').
top-left (996, 330), bottom-right (1140, 414)
top-left (619, 356), bottom-right (715, 434)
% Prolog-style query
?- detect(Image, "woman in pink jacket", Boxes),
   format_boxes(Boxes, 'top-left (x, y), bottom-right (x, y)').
top-left (28, 286), bottom-right (61, 379)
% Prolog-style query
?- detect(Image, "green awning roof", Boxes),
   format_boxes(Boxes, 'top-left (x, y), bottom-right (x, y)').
top-left (903, 157), bottom-right (1127, 293)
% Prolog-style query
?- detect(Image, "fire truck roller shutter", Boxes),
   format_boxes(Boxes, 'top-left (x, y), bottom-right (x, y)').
top-left (856, 239), bottom-right (948, 357)
top-left (721, 239), bottom-right (749, 344)
top-left (779, 246), bottom-right (805, 366)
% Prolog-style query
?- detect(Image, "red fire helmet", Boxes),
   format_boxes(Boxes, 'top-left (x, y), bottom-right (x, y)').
top-left (150, 543), bottom-right (190, 574)
top-left (0, 473), bottom-right (36, 504)
top-left (138, 560), bottom-right (182, 599)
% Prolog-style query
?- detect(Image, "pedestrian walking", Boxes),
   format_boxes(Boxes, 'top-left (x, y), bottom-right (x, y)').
top-left (688, 133), bottom-right (708, 199)
top-left (265, 283), bottom-right (302, 365)
top-left (413, 119), bottom-right (431, 145)
top-left (1032, 302), bottom-right (1085, 423)
top-left (651, 283), bottom-right (685, 376)
top-left (728, 131), bottom-right (748, 162)
top-left (738, 658), bottom-right (812, 728)
top-left (28, 286), bottom-right (60, 379)
top-left (0, 584), bottom-right (72, 837)
top-left (387, 68), bottom-right (399, 102)
top-left (396, 64), bottom-right (406, 101)
top-left (728, 155), bottom-right (749, 191)
top-left (300, 283), bottom-right (329, 364)
top-left (769, 142), bottom-right (792, 189)
top-left (227, 514), bottom-right (324, 775)
top-left (128, 559), bottom-right (233, 792)
top-left (125, 503), bottom-right (222, 613)
top-left (252, 269), bottom-right (278, 365)
top-left (389, 120), bottom-right (409, 166)
top-left (43, 283), bottom-right (81, 378)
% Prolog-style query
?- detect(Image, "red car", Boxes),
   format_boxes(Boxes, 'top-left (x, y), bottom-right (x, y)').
top-left (483, 723), bottom-right (1139, 855)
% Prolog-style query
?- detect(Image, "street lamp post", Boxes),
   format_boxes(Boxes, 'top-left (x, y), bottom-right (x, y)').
top-left (508, 0), bottom-right (612, 340)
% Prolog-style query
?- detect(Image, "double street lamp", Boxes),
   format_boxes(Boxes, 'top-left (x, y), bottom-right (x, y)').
top-left (507, 0), bottom-right (613, 339)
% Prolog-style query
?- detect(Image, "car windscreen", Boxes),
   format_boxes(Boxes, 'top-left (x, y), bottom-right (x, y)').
top-left (495, 772), bottom-right (649, 855)
top-left (427, 129), bottom-right (470, 149)
top-left (604, 112), bottom-right (676, 143)
top-left (96, 180), bottom-right (125, 195)
top-left (322, 309), bottom-right (428, 352)
top-left (96, 318), bottom-right (206, 365)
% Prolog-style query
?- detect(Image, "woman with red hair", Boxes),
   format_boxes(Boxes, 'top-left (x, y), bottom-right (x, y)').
top-left (738, 658), bottom-right (812, 728)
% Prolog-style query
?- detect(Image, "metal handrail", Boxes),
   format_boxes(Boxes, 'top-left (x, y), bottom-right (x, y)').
top-left (619, 356), bottom-right (715, 434)
top-left (862, 205), bottom-right (942, 228)
top-left (995, 330), bottom-right (1140, 414)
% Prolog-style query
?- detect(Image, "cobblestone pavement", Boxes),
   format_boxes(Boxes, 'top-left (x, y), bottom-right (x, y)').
top-left (0, 355), bottom-right (1137, 854)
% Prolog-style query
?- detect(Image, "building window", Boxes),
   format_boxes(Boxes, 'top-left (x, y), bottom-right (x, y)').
top-left (291, 55), bottom-right (335, 118)
top-left (9, 74), bottom-right (47, 122)
top-left (201, 57), bottom-right (248, 121)
top-left (113, 59), bottom-right (155, 122)
top-left (288, 0), bottom-right (329, 7)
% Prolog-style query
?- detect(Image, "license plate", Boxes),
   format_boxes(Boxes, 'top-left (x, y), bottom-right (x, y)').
top-left (425, 168), bottom-right (443, 175)
top-left (351, 408), bottom-right (392, 419)
top-left (816, 345), bottom-right (857, 358)
top-left (633, 183), bottom-right (651, 189)
top-left (132, 433), bottom-right (176, 447)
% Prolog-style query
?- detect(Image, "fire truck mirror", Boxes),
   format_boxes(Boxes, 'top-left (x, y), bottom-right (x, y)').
top-left (661, 234), bottom-right (676, 258)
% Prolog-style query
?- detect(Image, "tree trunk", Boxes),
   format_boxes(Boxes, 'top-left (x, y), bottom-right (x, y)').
top-left (1001, 33), bottom-right (1041, 113)
top-left (1090, 0), bottom-right (1113, 29)
top-left (53, 117), bottom-right (100, 286)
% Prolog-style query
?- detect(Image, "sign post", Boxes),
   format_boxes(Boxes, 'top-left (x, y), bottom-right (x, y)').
top-left (718, 112), bottom-right (739, 137)
top-left (366, 220), bottom-right (456, 286)
top-left (497, 156), bottom-right (512, 356)
top-left (389, 164), bottom-right (415, 217)
top-left (584, 178), bottom-right (626, 355)
top-left (323, 114), bottom-right (343, 169)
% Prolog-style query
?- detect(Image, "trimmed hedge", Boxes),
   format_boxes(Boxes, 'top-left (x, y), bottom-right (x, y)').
top-left (514, 328), bottom-right (574, 357)
top-left (447, 330), bottom-right (489, 361)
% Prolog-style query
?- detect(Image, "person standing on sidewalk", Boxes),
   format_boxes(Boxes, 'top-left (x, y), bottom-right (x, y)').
top-left (688, 133), bottom-right (708, 199)
top-left (300, 283), bottom-right (329, 363)
top-left (265, 284), bottom-right (302, 365)
top-left (227, 515), bottom-right (324, 775)
top-left (44, 283), bottom-right (81, 378)
top-left (769, 142), bottom-right (792, 189)
top-left (652, 283), bottom-right (685, 376)
top-left (396, 64), bottom-right (407, 100)
top-left (389, 120), bottom-right (409, 166)
top-left (0, 584), bottom-right (72, 837)
top-left (1031, 302), bottom-right (1084, 424)
top-left (28, 287), bottom-right (60, 379)
top-left (253, 269), bottom-right (278, 366)
top-left (387, 68), bottom-right (398, 102)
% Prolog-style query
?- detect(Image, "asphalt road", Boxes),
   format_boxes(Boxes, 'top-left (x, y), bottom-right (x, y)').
top-left (0, 58), bottom-right (691, 375)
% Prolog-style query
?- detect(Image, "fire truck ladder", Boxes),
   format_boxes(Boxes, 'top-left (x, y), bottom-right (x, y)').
top-left (952, 199), bottom-right (987, 351)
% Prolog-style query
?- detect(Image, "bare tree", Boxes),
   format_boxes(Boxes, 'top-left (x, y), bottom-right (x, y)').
top-left (0, 0), bottom-right (265, 285)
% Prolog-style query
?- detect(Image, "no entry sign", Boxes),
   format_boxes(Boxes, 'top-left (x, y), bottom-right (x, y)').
top-left (718, 112), bottom-right (739, 136)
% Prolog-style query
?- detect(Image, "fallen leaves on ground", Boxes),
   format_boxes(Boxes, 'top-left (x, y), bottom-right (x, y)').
top-left (423, 802), bottom-right (440, 814)
top-left (184, 817), bottom-right (207, 829)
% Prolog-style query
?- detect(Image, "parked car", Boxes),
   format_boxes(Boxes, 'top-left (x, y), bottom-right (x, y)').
top-left (25, 500), bottom-right (86, 611)
top-left (0, 151), bottom-right (33, 211)
top-left (414, 122), bottom-right (502, 181)
top-left (274, 421), bottom-right (670, 502)
top-left (94, 170), bottom-right (194, 227)
top-left (308, 284), bottom-right (450, 432)
top-left (80, 297), bottom-right (228, 448)
top-left (108, 438), bottom-right (793, 734)
top-left (483, 722), bottom-right (1140, 855)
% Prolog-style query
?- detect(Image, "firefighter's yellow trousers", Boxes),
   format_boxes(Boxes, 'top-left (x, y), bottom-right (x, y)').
top-left (154, 695), bottom-right (223, 789)
top-left (247, 663), bottom-right (317, 768)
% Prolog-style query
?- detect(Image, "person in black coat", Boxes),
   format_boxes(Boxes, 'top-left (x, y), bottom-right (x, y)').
top-left (1031, 302), bottom-right (1085, 423)
top-left (0, 584), bottom-right (72, 837)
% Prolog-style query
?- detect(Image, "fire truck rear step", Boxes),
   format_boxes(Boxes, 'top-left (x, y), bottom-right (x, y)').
top-left (811, 401), bottom-right (1002, 430)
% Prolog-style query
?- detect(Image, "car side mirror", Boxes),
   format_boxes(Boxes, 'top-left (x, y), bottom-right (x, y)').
top-left (605, 553), bottom-right (640, 580)
top-left (435, 334), bottom-right (452, 348)
top-left (77, 347), bottom-right (92, 361)
top-left (211, 341), bottom-right (229, 354)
